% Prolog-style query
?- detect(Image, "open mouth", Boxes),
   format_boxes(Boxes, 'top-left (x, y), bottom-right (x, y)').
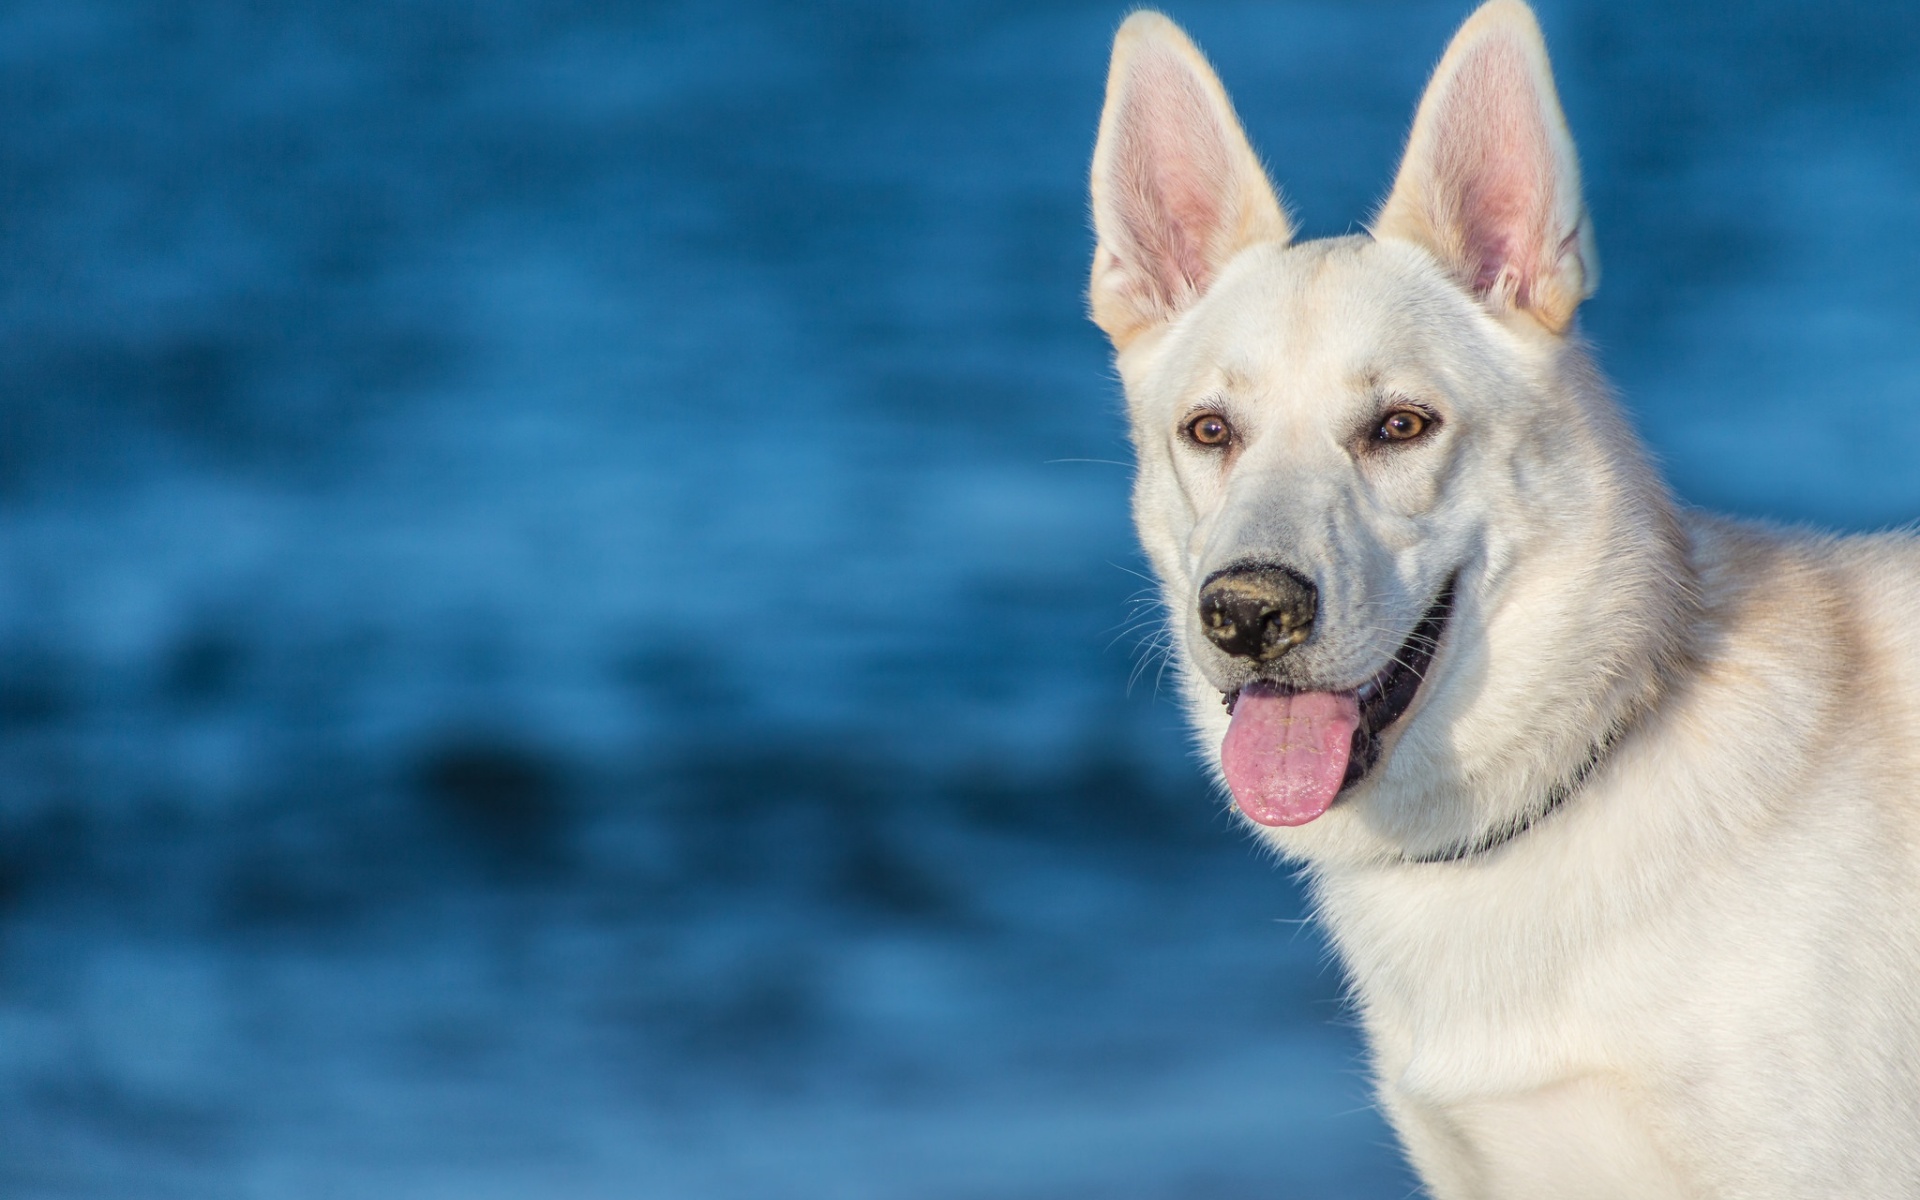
top-left (1218, 581), bottom-right (1456, 827)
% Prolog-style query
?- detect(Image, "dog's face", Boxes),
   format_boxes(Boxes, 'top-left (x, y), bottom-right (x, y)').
top-left (1131, 235), bottom-right (1514, 706)
top-left (1091, 3), bottom-right (1661, 861)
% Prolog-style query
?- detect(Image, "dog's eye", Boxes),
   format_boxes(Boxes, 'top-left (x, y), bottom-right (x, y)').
top-left (1375, 408), bottom-right (1433, 442)
top-left (1185, 412), bottom-right (1234, 448)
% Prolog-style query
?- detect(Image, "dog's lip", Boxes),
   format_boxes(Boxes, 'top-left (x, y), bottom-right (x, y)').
top-left (1222, 580), bottom-right (1456, 788)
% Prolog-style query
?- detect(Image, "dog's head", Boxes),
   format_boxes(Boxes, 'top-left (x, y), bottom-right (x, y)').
top-left (1091, 1), bottom-right (1686, 863)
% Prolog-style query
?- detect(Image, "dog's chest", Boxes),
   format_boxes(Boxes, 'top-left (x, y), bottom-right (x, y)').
top-left (1392, 1074), bottom-right (1690, 1200)
top-left (1358, 955), bottom-right (1694, 1198)
top-left (1317, 867), bottom-right (1702, 1197)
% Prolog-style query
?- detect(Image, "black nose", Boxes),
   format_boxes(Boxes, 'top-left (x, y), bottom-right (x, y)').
top-left (1198, 564), bottom-right (1318, 661)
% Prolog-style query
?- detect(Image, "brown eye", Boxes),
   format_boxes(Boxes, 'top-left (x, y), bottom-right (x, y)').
top-left (1186, 412), bottom-right (1233, 447)
top-left (1376, 408), bottom-right (1433, 442)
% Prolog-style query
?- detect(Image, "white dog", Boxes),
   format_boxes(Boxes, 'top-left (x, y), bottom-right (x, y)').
top-left (1088, 3), bottom-right (1920, 1196)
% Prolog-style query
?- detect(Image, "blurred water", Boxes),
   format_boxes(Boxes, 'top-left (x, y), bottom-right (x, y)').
top-left (1, 1), bottom-right (1918, 1196)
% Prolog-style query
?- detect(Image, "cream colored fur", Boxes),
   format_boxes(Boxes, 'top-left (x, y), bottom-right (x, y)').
top-left (1089, 4), bottom-right (1920, 1196)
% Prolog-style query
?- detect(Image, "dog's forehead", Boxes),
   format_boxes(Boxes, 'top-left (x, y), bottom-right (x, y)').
top-left (1171, 236), bottom-right (1472, 397)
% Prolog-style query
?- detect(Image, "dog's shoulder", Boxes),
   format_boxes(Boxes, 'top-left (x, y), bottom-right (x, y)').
top-left (1681, 510), bottom-right (1920, 647)
top-left (1681, 512), bottom-right (1920, 830)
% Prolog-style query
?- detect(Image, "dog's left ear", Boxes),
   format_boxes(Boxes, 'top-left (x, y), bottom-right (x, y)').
top-left (1089, 12), bottom-right (1292, 351)
top-left (1373, 0), bottom-right (1597, 333)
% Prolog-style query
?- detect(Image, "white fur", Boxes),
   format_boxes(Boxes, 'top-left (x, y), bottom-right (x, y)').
top-left (1088, 4), bottom-right (1920, 1196)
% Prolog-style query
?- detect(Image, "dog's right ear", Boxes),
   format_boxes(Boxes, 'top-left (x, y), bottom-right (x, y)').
top-left (1089, 12), bottom-right (1292, 351)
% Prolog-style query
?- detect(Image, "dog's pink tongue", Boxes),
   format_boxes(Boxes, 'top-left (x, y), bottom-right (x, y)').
top-left (1221, 687), bottom-right (1359, 826)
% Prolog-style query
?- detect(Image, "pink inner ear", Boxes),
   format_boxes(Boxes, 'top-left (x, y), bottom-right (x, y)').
top-left (1109, 49), bottom-right (1233, 309)
top-left (1430, 39), bottom-right (1553, 306)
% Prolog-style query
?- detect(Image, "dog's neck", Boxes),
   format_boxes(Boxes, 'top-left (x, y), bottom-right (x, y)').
top-left (1400, 713), bottom-right (1634, 865)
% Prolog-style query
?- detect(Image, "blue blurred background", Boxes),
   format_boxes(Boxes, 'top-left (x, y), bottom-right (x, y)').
top-left (2, 1), bottom-right (1918, 1195)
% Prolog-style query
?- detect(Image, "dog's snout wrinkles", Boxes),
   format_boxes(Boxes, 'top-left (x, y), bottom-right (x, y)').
top-left (1198, 565), bottom-right (1318, 661)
